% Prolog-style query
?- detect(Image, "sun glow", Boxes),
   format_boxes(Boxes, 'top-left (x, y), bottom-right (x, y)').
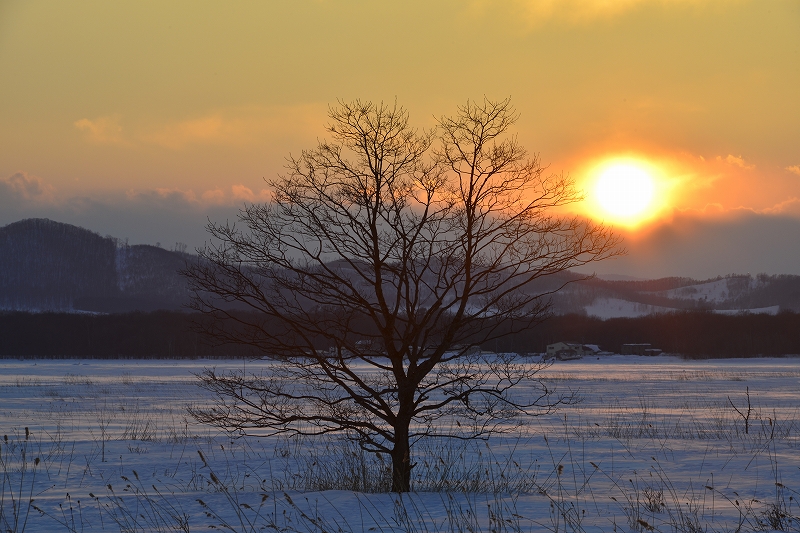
top-left (596, 164), bottom-right (654, 217)
top-left (584, 158), bottom-right (667, 227)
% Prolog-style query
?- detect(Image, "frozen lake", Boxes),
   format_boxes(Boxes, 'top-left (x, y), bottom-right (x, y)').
top-left (1, 355), bottom-right (798, 532)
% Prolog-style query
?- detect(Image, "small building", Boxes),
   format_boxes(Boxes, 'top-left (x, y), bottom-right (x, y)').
top-left (545, 342), bottom-right (601, 361)
top-left (621, 343), bottom-right (662, 356)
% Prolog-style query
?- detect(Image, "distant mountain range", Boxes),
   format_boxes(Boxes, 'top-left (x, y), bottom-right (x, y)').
top-left (2, 218), bottom-right (799, 315)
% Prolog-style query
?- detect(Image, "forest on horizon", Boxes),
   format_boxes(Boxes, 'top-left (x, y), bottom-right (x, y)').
top-left (1, 309), bottom-right (799, 360)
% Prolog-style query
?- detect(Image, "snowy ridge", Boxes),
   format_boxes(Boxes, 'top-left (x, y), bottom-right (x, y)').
top-left (563, 274), bottom-right (800, 319)
top-left (652, 276), bottom-right (764, 304)
top-left (583, 297), bottom-right (676, 319)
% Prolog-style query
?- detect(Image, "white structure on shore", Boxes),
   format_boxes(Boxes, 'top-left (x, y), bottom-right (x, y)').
top-left (545, 342), bottom-right (603, 360)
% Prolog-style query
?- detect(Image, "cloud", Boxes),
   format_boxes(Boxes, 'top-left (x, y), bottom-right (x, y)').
top-left (122, 185), bottom-right (271, 206)
top-left (125, 187), bottom-right (199, 206)
top-left (786, 165), bottom-right (800, 176)
top-left (0, 174), bottom-right (271, 217)
top-left (0, 178), bottom-right (279, 251)
top-left (648, 150), bottom-right (800, 221)
top-left (74, 115), bottom-right (128, 145)
top-left (143, 104), bottom-right (325, 150)
top-left (672, 197), bottom-right (800, 219)
top-left (589, 209), bottom-right (800, 279)
top-left (760, 197), bottom-right (800, 217)
top-left (231, 184), bottom-right (271, 203)
top-left (0, 172), bottom-right (55, 203)
top-left (201, 188), bottom-right (226, 203)
top-left (472, 0), bottom-right (723, 25)
top-left (144, 114), bottom-right (232, 150)
top-left (717, 154), bottom-right (755, 170)
top-left (0, 184), bottom-right (245, 250)
top-left (680, 203), bottom-right (726, 216)
top-left (72, 105), bottom-right (325, 151)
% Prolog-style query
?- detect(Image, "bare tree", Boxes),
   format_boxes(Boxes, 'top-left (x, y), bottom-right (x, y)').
top-left (184, 98), bottom-right (621, 492)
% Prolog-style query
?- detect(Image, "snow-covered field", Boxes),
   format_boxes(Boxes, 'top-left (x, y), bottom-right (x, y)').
top-left (2, 355), bottom-right (799, 532)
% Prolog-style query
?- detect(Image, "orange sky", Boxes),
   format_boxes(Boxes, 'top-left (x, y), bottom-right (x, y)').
top-left (1, 0), bottom-right (799, 277)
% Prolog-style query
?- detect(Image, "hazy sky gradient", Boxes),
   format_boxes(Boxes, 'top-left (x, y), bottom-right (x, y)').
top-left (1, 0), bottom-right (799, 278)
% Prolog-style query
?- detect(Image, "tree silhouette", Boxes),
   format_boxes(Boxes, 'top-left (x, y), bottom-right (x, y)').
top-left (184, 98), bottom-right (621, 492)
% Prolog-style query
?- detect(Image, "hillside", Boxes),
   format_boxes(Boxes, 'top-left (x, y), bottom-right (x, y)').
top-left (549, 273), bottom-right (800, 318)
top-left (0, 219), bottom-right (191, 312)
top-left (2, 218), bottom-right (799, 316)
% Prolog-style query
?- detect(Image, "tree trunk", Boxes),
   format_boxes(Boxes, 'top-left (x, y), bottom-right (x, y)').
top-left (390, 424), bottom-right (412, 492)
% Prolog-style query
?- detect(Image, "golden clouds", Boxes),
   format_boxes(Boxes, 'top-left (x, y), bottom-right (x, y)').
top-left (718, 154), bottom-right (755, 171)
top-left (230, 184), bottom-right (270, 203)
top-left (73, 105), bottom-right (326, 151)
top-left (141, 111), bottom-right (298, 151)
top-left (760, 197), bottom-right (800, 217)
top-left (786, 166), bottom-right (800, 176)
top-left (74, 115), bottom-right (128, 146)
top-left (144, 115), bottom-right (230, 150)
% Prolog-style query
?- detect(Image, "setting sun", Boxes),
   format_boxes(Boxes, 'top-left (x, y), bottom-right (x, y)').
top-left (596, 164), bottom-right (654, 218)
top-left (581, 158), bottom-right (667, 227)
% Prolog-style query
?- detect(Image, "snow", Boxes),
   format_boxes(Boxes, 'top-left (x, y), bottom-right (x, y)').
top-left (714, 305), bottom-right (781, 316)
top-left (1, 356), bottom-right (799, 532)
top-left (584, 277), bottom-right (780, 319)
top-left (584, 297), bottom-right (676, 318)
top-left (656, 278), bottom-right (733, 303)
top-left (653, 276), bottom-right (765, 305)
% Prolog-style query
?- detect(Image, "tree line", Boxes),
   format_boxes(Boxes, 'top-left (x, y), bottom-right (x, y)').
top-left (510, 310), bottom-right (800, 358)
top-left (1, 309), bottom-right (798, 359)
top-left (0, 311), bottom-right (255, 359)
